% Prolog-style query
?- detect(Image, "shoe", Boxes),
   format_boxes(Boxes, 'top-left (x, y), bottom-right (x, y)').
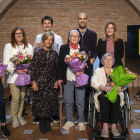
top-left (12, 118), bottom-right (20, 128)
top-left (52, 115), bottom-right (60, 123)
top-left (18, 117), bottom-right (27, 125)
top-left (45, 120), bottom-right (51, 132)
top-left (63, 121), bottom-right (74, 130)
top-left (39, 119), bottom-right (47, 134)
top-left (84, 115), bottom-right (89, 124)
top-left (32, 117), bottom-right (39, 124)
top-left (101, 129), bottom-right (109, 138)
top-left (1, 125), bottom-right (10, 137)
top-left (112, 128), bottom-right (121, 137)
top-left (78, 123), bottom-right (85, 131)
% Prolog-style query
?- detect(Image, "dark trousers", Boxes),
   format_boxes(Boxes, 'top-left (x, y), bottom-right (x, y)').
top-left (84, 67), bottom-right (93, 116)
top-left (98, 93), bottom-right (120, 124)
top-left (0, 79), bottom-right (6, 123)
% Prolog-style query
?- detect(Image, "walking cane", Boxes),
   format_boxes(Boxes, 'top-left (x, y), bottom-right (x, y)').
top-left (59, 84), bottom-right (63, 135)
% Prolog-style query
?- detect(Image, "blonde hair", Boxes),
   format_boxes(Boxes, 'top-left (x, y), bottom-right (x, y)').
top-left (103, 21), bottom-right (119, 42)
top-left (40, 31), bottom-right (54, 49)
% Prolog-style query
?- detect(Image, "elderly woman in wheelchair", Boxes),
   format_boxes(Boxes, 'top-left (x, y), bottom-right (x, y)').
top-left (91, 53), bottom-right (126, 138)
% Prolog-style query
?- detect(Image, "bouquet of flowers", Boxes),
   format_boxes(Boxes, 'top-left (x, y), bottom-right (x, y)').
top-left (10, 52), bottom-right (33, 86)
top-left (0, 63), bottom-right (8, 77)
top-left (65, 51), bottom-right (89, 87)
top-left (105, 66), bottom-right (137, 103)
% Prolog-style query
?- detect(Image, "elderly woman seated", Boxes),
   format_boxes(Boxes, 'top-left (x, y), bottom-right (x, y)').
top-left (91, 53), bottom-right (125, 138)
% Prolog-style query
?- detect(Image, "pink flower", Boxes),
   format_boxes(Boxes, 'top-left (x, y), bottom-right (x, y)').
top-left (19, 55), bottom-right (23, 59)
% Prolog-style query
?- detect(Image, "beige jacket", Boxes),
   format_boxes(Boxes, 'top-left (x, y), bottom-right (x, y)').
top-left (91, 67), bottom-right (125, 112)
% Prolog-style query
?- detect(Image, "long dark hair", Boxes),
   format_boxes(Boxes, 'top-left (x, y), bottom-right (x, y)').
top-left (11, 26), bottom-right (28, 49)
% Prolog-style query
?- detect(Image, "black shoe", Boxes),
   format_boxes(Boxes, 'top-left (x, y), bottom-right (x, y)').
top-left (39, 119), bottom-right (47, 134)
top-left (1, 125), bottom-right (10, 137)
top-left (32, 117), bottom-right (39, 124)
top-left (52, 115), bottom-right (60, 123)
top-left (45, 120), bottom-right (51, 132)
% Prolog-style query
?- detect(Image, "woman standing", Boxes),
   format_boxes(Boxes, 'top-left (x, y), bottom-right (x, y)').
top-left (97, 21), bottom-right (124, 67)
top-left (31, 31), bottom-right (58, 134)
top-left (3, 27), bottom-right (33, 128)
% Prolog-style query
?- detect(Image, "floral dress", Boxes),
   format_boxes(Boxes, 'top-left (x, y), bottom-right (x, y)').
top-left (31, 49), bottom-right (58, 118)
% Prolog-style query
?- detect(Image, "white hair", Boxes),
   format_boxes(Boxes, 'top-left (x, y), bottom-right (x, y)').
top-left (69, 30), bottom-right (80, 37)
top-left (101, 53), bottom-right (115, 65)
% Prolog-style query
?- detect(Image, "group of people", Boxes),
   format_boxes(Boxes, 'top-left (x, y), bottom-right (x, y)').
top-left (0, 13), bottom-right (127, 138)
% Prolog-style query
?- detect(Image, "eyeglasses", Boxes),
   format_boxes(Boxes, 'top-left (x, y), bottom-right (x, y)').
top-left (70, 35), bottom-right (79, 38)
top-left (15, 33), bottom-right (23, 35)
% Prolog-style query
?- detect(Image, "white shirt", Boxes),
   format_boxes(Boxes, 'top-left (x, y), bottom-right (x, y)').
top-left (66, 45), bottom-right (80, 81)
top-left (33, 31), bottom-right (63, 54)
top-left (3, 43), bottom-right (33, 84)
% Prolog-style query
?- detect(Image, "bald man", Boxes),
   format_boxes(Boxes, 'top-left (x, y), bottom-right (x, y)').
top-left (68, 13), bottom-right (97, 124)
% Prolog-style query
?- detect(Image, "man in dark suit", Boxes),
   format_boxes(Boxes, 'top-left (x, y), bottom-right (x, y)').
top-left (68, 13), bottom-right (97, 124)
top-left (57, 30), bottom-right (91, 131)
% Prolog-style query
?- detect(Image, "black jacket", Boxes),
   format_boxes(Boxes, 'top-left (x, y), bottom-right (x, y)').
top-left (97, 38), bottom-right (124, 67)
top-left (56, 44), bottom-right (92, 85)
top-left (68, 28), bottom-right (97, 59)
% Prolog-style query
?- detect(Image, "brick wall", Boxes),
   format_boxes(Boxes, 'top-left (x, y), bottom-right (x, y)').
top-left (0, 0), bottom-right (140, 86)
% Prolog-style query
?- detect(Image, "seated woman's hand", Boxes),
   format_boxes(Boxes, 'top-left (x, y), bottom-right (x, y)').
top-left (104, 86), bottom-right (113, 93)
top-left (117, 87), bottom-right (123, 92)
top-left (32, 82), bottom-right (38, 91)
top-left (54, 81), bottom-right (58, 89)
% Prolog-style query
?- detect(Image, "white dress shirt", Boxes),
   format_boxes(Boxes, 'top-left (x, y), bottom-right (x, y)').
top-left (33, 31), bottom-right (63, 54)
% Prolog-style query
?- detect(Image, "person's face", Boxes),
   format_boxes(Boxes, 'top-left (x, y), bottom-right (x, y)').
top-left (44, 35), bottom-right (53, 49)
top-left (77, 14), bottom-right (88, 29)
top-left (69, 32), bottom-right (80, 45)
top-left (42, 19), bottom-right (53, 32)
top-left (103, 56), bottom-right (113, 68)
top-left (106, 24), bottom-right (115, 38)
top-left (15, 29), bottom-right (23, 43)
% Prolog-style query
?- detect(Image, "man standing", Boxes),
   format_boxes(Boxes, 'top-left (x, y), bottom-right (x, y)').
top-left (68, 13), bottom-right (97, 124)
top-left (33, 15), bottom-right (63, 54)
top-left (33, 15), bottom-right (63, 124)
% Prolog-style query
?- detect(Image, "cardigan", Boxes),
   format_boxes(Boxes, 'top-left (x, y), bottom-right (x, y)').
top-left (3, 43), bottom-right (33, 84)
top-left (97, 38), bottom-right (124, 67)
top-left (91, 67), bottom-right (125, 112)
top-left (56, 44), bottom-right (92, 85)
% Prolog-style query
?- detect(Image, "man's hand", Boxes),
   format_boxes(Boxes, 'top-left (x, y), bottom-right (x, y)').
top-left (58, 80), bottom-right (63, 86)
top-left (34, 42), bottom-right (40, 50)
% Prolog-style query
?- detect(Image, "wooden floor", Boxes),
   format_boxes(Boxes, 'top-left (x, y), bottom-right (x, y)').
top-left (0, 87), bottom-right (140, 140)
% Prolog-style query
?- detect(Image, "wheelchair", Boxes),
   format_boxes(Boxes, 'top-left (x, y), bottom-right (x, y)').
top-left (88, 88), bottom-right (130, 140)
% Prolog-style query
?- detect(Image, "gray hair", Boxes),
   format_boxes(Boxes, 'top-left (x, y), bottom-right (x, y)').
top-left (69, 30), bottom-right (80, 37)
top-left (101, 53), bottom-right (115, 65)
top-left (40, 31), bottom-right (54, 49)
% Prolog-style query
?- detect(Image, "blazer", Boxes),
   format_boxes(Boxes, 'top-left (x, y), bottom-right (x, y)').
top-left (91, 67), bottom-right (125, 112)
top-left (56, 44), bottom-right (92, 85)
top-left (97, 38), bottom-right (124, 67)
top-left (3, 43), bottom-right (33, 84)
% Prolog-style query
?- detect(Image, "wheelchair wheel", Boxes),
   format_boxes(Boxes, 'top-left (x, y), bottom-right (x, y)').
top-left (124, 93), bottom-right (130, 128)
